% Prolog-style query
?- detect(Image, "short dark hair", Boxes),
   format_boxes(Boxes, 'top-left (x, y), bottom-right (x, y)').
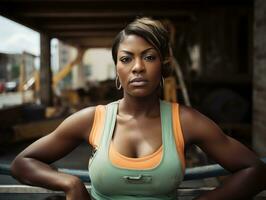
top-left (112, 17), bottom-right (172, 77)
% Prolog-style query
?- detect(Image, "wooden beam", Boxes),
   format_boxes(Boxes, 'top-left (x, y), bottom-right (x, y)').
top-left (15, 10), bottom-right (193, 18)
top-left (42, 23), bottom-right (125, 30)
top-left (60, 37), bottom-right (114, 48)
top-left (53, 48), bottom-right (86, 87)
top-left (51, 30), bottom-right (117, 37)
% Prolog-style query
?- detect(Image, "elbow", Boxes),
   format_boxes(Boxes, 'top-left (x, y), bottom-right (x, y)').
top-left (10, 156), bottom-right (30, 184)
top-left (10, 156), bottom-right (22, 180)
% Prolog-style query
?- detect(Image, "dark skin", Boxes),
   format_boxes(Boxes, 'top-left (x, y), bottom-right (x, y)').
top-left (11, 35), bottom-right (266, 200)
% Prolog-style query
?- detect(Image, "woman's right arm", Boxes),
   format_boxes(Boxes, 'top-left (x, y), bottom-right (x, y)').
top-left (11, 106), bottom-right (96, 200)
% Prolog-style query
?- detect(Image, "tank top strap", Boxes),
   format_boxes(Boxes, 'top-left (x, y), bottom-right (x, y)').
top-left (171, 103), bottom-right (186, 171)
top-left (88, 105), bottom-right (106, 148)
top-left (100, 101), bottom-right (119, 151)
top-left (160, 100), bottom-right (185, 174)
top-left (160, 100), bottom-right (176, 152)
top-left (88, 101), bottom-right (118, 150)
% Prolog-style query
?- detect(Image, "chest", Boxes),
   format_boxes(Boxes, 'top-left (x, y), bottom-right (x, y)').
top-left (88, 101), bottom-right (185, 198)
top-left (112, 115), bottom-right (162, 158)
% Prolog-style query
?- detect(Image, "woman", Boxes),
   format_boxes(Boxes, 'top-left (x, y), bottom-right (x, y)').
top-left (11, 17), bottom-right (266, 200)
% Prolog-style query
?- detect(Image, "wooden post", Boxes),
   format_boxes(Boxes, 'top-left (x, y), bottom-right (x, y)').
top-left (19, 53), bottom-right (25, 103)
top-left (19, 55), bottom-right (24, 92)
top-left (40, 33), bottom-right (53, 106)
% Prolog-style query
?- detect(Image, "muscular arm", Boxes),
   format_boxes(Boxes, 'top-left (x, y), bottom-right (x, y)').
top-left (179, 105), bottom-right (266, 200)
top-left (11, 107), bottom-right (95, 199)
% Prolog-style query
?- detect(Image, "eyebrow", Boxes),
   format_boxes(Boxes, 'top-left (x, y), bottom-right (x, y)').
top-left (119, 47), bottom-right (156, 55)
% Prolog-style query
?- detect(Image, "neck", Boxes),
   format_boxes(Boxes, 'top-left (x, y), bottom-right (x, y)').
top-left (119, 92), bottom-right (161, 117)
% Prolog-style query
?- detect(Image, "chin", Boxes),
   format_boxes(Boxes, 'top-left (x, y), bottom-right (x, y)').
top-left (127, 88), bottom-right (158, 98)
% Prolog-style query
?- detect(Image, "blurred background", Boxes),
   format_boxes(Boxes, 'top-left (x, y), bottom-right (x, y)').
top-left (0, 0), bottom-right (265, 199)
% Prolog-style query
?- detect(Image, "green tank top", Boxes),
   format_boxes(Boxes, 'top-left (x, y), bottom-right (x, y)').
top-left (88, 100), bottom-right (184, 200)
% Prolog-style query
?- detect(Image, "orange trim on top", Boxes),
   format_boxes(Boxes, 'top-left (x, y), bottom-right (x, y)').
top-left (109, 141), bottom-right (163, 170)
top-left (172, 103), bottom-right (186, 171)
top-left (89, 105), bottom-right (106, 148)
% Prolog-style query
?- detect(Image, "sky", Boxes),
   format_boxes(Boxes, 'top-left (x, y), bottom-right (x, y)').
top-left (0, 15), bottom-right (40, 56)
top-left (0, 15), bottom-right (115, 81)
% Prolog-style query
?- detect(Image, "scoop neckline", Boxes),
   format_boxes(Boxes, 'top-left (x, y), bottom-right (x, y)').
top-left (109, 99), bottom-right (164, 160)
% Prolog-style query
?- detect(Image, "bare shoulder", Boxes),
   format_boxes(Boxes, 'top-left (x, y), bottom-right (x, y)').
top-left (179, 104), bottom-right (223, 145)
top-left (53, 106), bottom-right (97, 141)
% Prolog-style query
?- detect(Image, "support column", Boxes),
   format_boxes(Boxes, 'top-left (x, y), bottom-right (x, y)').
top-left (40, 33), bottom-right (53, 106)
top-left (253, 0), bottom-right (266, 156)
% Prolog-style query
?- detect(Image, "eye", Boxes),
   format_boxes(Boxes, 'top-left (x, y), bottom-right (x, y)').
top-left (144, 55), bottom-right (156, 61)
top-left (119, 56), bottom-right (132, 64)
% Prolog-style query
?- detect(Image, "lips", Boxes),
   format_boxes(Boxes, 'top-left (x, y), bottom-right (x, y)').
top-left (130, 77), bottom-right (147, 83)
top-left (129, 77), bottom-right (148, 86)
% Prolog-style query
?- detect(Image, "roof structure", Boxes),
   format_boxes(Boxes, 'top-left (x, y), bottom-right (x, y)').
top-left (0, 0), bottom-right (253, 48)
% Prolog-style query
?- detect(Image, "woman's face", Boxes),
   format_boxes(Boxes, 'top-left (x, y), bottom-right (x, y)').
top-left (116, 34), bottom-right (162, 97)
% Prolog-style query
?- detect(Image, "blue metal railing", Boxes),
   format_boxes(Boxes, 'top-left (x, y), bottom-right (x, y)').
top-left (185, 157), bottom-right (266, 180)
top-left (1, 157), bottom-right (265, 182)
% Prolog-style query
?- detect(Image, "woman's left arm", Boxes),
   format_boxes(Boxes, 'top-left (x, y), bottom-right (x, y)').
top-left (179, 105), bottom-right (266, 200)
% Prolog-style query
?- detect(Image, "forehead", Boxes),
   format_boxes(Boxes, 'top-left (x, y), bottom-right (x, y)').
top-left (118, 35), bottom-right (156, 53)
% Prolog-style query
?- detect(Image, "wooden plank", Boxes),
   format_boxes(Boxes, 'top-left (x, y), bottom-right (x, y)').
top-left (12, 118), bottom-right (63, 142)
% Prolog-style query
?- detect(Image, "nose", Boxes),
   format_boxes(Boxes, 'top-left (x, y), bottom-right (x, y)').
top-left (132, 58), bottom-right (145, 73)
